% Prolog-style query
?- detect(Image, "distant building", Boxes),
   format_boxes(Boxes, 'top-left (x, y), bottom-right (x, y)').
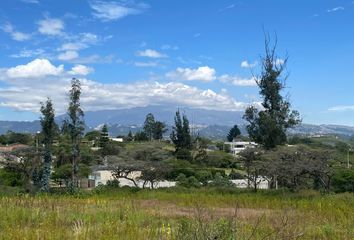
top-left (0, 144), bottom-right (30, 153)
top-left (231, 177), bottom-right (269, 189)
top-left (109, 137), bottom-right (124, 142)
top-left (224, 141), bottom-right (257, 155)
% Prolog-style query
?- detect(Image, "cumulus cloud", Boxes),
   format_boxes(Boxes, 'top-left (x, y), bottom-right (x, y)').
top-left (136, 49), bottom-right (167, 58)
top-left (166, 66), bottom-right (216, 82)
top-left (218, 75), bottom-right (257, 87)
top-left (37, 18), bottom-right (64, 36)
top-left (241, 60), bottom-right (257, 68)
top-left (58, 51), bottom-right (79, 61)
top-left (0, 59), bottom-right (253, 114)
top-left (328, 105), bottom-right (354, 112)
top-left (68, 65), bottom-right (94, 76)
top-left (1, 23), bottom-right (31, 41)
top-left (5, 59), bottom-right (64, 79)
top-left (90, 1), bottom-right (148, 22)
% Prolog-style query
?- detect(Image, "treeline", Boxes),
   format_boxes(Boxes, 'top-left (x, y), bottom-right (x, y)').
top-left (0, 36), bottom-right (353, 194)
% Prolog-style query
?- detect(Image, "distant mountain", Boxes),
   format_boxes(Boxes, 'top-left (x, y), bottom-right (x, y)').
top-left (78, 105), bottom-right (244, 127)
top-left (0, 120), bottom-right (41, 134)
top-left (1, 106), bottom-right (354, 139)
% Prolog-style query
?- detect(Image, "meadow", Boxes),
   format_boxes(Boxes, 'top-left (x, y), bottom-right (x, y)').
top-left (0, 187), bottom-right (353, 240)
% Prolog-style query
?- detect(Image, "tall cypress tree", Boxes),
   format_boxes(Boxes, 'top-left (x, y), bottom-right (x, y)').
top-left (171, 110), bottom-right (192, 160)
top-left (243, 36), bottom-right (300, 149)
top-left (143, 113), bottom-right (155, 141)
top-left (39, 98), bottom-right (57, 192)
top-left (64, 78), bottom-right (85, 190)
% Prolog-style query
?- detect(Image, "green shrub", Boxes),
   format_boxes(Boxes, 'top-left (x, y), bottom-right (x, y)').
top-left (332, 169), bottom-right (354, 193)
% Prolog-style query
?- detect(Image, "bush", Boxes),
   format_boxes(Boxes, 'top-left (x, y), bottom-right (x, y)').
top-left (176, 174), bottom-right (201, 188)
top-left (207, 173), bottom-right (235, 188)
top-left (229, 169), bottom-right (244, 180)
top-left (106, 179), bottom-right (120, 187)
top-left (332, 169), bottom-right (354, 193)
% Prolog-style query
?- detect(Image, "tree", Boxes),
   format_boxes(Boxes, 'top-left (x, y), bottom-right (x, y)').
top-left (134, 131), bottom-right (148, 141)
top-left (99, 124), bottom-right (110, 148)
top-left (108, 142), bottom-right (173, 187)
top-left (238, 148), bottom-right (265, 192)
top-left (227, 125), bottom-right (241, 142)
top-left (64, 78), bottom-right (85, 191)
top-left (153, 121), bottom-right (167, 140)
top-left (243, 36), bottom-right (300, 149)
top-left (0, 147), bottom-right (39, 192)
top-left (171, 110), bottom-right (192, 160)
top-left (263, 145), bottom-right (335, 192)
top-left (39, 98), bottom-right (58, 192)
top-left (143, 113), bottom-right (155, 141)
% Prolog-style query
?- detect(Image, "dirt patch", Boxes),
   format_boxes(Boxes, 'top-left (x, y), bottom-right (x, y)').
top-left (135, 199), bottom-right (272, 220)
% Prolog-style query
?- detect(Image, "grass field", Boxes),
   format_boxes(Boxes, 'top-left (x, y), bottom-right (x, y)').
top-left (0, 188), bottom-right (353, 240)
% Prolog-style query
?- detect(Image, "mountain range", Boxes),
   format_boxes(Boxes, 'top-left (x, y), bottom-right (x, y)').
top-left (1, 106), bottom-right (354, 140)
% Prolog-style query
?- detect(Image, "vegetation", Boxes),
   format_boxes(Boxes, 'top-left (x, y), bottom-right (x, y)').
top-left (243, 36), bottom-right (300, 149)
top-left (0, 38), bottom-right (353, 239)
top-left (227, 124), bottom-right (241, 142)
top-left (0, 188), bottom-right (352, 239)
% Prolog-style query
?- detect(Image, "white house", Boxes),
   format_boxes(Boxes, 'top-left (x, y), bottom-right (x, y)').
top-left (88, 170), bottom-right (176, 188)
top-left (110, 137), bottom-right (124, 142)
top-left (224, 141), bottom-right (258, 155)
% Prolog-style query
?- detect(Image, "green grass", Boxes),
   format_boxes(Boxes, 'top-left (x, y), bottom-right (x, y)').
top-left (0, 187), bottom-right (353, 239)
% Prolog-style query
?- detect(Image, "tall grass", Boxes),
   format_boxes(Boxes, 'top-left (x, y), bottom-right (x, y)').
top-left (0, 188), bottom-right (353, 239)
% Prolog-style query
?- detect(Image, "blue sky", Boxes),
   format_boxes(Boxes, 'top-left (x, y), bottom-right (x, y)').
top-left (0, 0), bottom-right (354, 125)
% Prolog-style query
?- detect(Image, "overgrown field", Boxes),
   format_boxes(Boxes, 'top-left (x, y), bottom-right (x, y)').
top-left (0, 188), bottom-right (353, 240)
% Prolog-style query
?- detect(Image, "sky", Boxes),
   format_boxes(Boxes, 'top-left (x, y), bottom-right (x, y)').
top-left (0, 0), bottom-right (354, 126)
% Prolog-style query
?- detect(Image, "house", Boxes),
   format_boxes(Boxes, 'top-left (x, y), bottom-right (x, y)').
top-left (109, 137), bottom-right (124, 143)
top-left (88, 169), bottom-right (176, 188)
top-left (224, 141), bottom-right (257, 155)
top-left (231, 177), bottom-right (269, 189)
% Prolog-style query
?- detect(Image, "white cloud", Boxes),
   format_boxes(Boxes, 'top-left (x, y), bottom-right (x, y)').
top-left (275, 58), bottom-right (285, 65)
top-left (22, 0), bottom-right (39, 3)
top-left (58, 43), bottom-right (87, 51)
top-left (37, 18), bottom-right (64, 36)
top-left (219, 75), bottom-right (257, 87)
top-left (161, 44), bottom-right (179, 50)
top-left (219, 4), bottom-right (236, 12)
top-left (68, 65), bottom-right (94, 76)
top-left (134, 61), bottom-right (159, 67)
top-left (136, 49), bottom-right (167, 58)
top-left (10, 49), bottom-right (45, 58)
top-left (0, 60), bottom-right (253, 113)
top-left (1, 23), bottom-right (31, 41)
top-left (327, 6), bottom-right (344, 13)
top-left (90, 1), bottom-right (148, 22)
top-left (5, 59), bottom-right (64, 79)
top-left (241, 60), bottom-right (258, 68)
top-left (166, 66), bottom-right (216, 82)
top-left (58, 51), bottom-right (79, 61)
top-left (328, 105), bottom-right (354, 112)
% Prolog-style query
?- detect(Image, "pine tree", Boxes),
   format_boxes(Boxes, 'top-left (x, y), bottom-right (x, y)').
top-left (39, 98), bottom-right (57, 192)
top-left (99, 124), bottom-right (109, 148)
top-left (243, 36), bottom-right (300, 149)
top-left (227, 125), bottom-right (241, 142)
